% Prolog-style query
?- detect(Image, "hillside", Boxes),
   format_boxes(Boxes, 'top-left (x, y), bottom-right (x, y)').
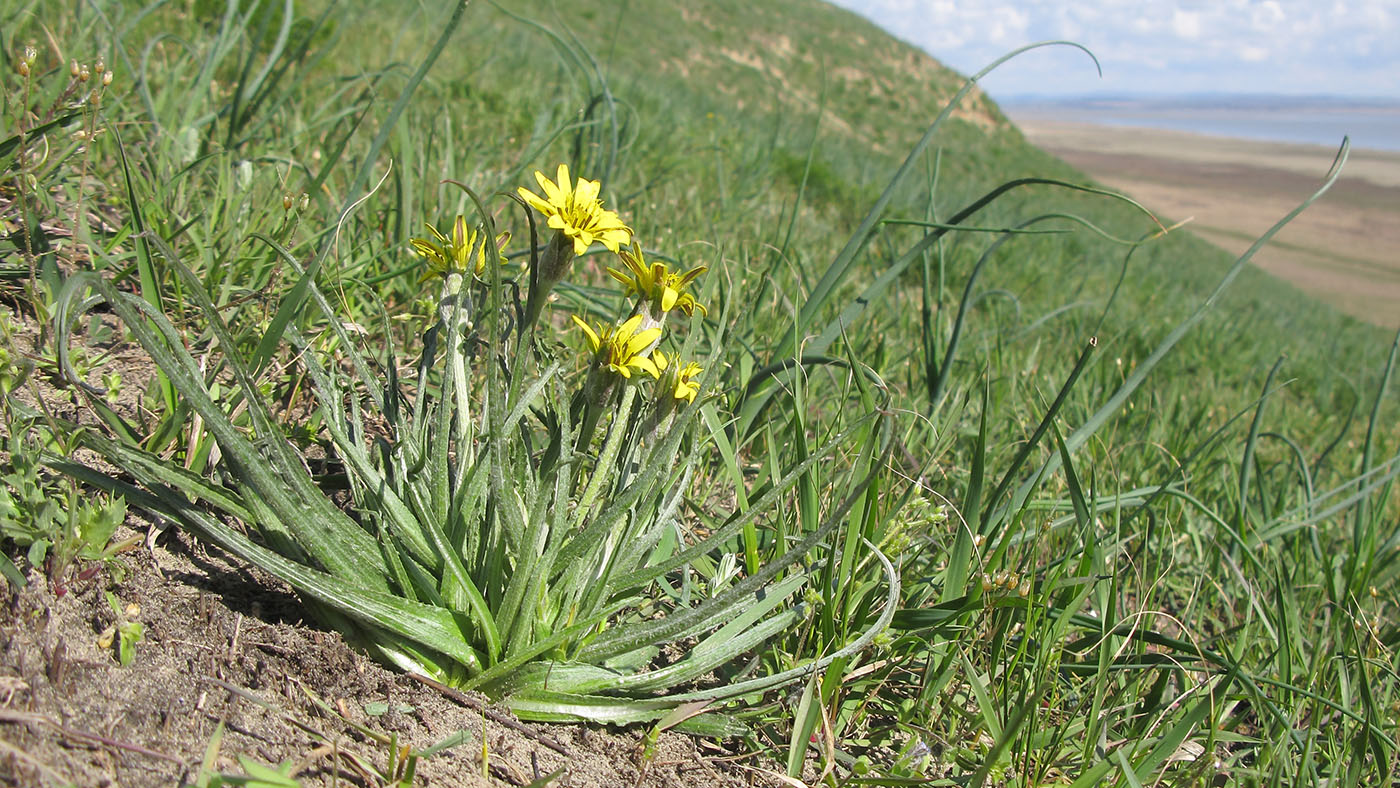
top-left (429, 0), bottom-right (1389, 425)
top-left (2, 0), bottom-right (1396, 785)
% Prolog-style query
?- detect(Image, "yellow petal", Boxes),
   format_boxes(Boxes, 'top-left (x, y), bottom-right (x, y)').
top-left (661, 286), bottom-right (678, 313)
top-left (575, 177), bottom-right (600, 204)
top-left (453, 216), bottom-right (468, 250)
top-left (537, 169), bottom-right (562, 203)
top-left (632, 356), bottom-right (659, 378)
top-left (675, 265), bottom-right (707, 289)
top-left (517, 187), bottom-right (551, 215)
top-left (627, 327), bottom-right (663, 357)
top-left (571, 314), bottom-right (601, 351)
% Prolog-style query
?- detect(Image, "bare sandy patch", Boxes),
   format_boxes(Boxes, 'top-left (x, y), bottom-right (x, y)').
top-left (1016, 120), bottom-right (1400, 328)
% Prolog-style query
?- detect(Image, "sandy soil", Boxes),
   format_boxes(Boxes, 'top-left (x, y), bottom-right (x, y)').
top-left (1014, 120), bottom-right (1400, 329)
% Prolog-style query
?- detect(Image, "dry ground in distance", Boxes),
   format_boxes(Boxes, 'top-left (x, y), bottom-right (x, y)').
top-left (1014, 120), bottom-right (1400, 329)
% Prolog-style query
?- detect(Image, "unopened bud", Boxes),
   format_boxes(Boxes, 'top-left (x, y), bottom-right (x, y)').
top-left (79, 66), bottom-right (90, 82)
top-left (94, 56), bottom-right (105, 74)
top-left (14, 60), bottom-right (28, 77)
top-left (70, 59), bottom-right (80, 78)
top-left (102, 70), bottom-right (113, 86)
top-left (282, 193), bottom-right (294, 211)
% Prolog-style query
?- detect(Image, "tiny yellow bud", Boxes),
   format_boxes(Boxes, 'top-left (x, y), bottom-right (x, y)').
top-left (79, 66), bottom-right (90, 82)
top-left (70, 59), bottom-right (81, 77)
top-left (102, 70), bottom-right (113, 86)
top-left (94, 56), bottom-right (105, 74)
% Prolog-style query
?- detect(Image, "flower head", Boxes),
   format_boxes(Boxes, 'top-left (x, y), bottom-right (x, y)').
top-left (518, 164), bottom-right (631, 256)
top-left (651, 350), bottom-right (704, 404)
top-left (572, 314), bottom-right (662, 379)
top-left (607, 242), bottom-right (707, 317)
top-left (411, 216), bottom-right (509, 281)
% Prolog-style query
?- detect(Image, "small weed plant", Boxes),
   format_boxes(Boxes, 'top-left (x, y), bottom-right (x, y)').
top-left (47, 161), bottom-right (895, 728)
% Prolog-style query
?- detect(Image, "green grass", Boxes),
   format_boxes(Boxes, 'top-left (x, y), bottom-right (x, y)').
top-left (2, 0), bottom-right (1396, 785)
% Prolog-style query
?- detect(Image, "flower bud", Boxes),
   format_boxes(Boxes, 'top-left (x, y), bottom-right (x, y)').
top-left (70, 59), bottom-right (80, 78)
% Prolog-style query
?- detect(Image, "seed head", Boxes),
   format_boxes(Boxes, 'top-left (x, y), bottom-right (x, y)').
top-left (14, 45), bottom-right (36, 77)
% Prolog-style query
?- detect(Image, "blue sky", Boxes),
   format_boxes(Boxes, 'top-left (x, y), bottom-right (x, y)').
top-left (825, 0), bottom-right (1400, 99)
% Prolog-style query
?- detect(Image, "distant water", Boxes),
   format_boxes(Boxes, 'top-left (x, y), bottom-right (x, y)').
top-left (1008, 104), bottom-right (1400, 152)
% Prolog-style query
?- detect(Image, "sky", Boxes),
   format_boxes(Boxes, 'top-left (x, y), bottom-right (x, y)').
top-left (825, 0), bottom-right (1400, 100)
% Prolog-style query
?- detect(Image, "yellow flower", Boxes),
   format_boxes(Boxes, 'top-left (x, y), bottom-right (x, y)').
top-left (571, 313), bottom-right (662, 379)
top-left (411, 216), bottom-right (509, 281)
top-left (607, 242), bottom-right (707, 317)
top-left (651, 350), bottom-right (704, 403)
top-left (518, 164), bottom-right (631, 256)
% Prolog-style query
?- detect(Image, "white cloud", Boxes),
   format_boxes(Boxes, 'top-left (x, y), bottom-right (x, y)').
top-left (1239, 45), bottom-right (1270, 62)
top-left (1251, 1), bottom-right (1286, 29)
top-left (1171, 9), bottom-right (1202, 39)
top-left (825, 0), bottom-right (1400, 97)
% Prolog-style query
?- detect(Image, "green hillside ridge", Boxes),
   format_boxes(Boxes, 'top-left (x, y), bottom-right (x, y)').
top-left (3, 0), bottom-right (1396, 783)
top-left (429, 0), bottom-right (1388, 432)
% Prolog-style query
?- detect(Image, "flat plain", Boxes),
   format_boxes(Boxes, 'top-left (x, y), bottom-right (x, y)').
top-left (1014, 119), bottom-right (1400, 328)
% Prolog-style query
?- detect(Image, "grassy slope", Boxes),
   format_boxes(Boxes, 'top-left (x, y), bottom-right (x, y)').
top-left (5, 0), bottom-right (1396, 782)
top-left (425, 0), bottom-right (1389, 458)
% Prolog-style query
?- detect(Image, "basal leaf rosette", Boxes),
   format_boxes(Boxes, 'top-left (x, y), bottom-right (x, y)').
top-left (42, 167), bottom-right (896, 736)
